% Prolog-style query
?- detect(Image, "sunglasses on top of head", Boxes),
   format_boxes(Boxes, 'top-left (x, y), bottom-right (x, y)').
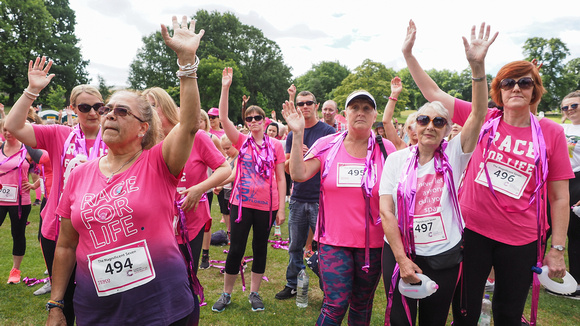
top-left (296, 100), bottom-right (315, 107)
top-left (98, 106), bottom-right (146, 123)
top-left (77, 103), bottom-right (104, 113)
top-left (245, 115), bottom-right (264, 123)
top-left (562, 103), bottom-right (579, 112)
top-left (416, 115), bottom-right (448, 129)
top-left (499, 77), bottom-right (534, 91)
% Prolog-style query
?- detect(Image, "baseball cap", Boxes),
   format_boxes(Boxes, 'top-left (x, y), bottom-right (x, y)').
top-left (345, 90), bottom-right (376, 110)
top-left (208, 107), bottom-right (219, 116)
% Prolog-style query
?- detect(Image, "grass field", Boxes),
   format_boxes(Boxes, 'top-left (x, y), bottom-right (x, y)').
top-left (1, 192), bottom-right (579, 325)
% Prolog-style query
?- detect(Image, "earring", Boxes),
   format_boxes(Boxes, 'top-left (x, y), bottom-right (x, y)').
top-left (138, 134), bottom-right (144, 138)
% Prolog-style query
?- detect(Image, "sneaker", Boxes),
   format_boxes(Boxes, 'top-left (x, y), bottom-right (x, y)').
top-left (485, 278), bottom-right (495, 292)
top-left (249, 292), bottom-right (265, 311)
top-left (200, 255), bottom-right (210, 270)
top-left (32, 199), bottom-right (41, 206)
top-left (275, 285), bottom-right (297, 300)
top-left (212, 293), bottom-right (231, 312)
top-left (545, 288), bottom-right (580, 300)
top-left (33, 282), bottom-right (51, 295)
top-left (7, 268), bottom-right (21, 284)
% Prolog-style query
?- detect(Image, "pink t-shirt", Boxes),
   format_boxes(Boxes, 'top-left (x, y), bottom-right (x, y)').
top-left (33, 124), bottom-right (107, 241)
top-left (177, 130), bottom-right (226, 242)
top-left (231, 132), bottom-right (285, 211)
top-left (56, 142), bottom-right (193, 325)
top-left (209, 128), bottom-right (225, 139)
top-left (307, 134), bottom-right (396, 248)
top-left (453, 99), bottom-right (574, 245)
top-left (0, 144), bottom-right (31, 206)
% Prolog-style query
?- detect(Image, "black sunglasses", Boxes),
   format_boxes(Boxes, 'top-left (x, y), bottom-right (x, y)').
top-left (245, 115), bottom-right (264, 122)
top-left (209, 115), bottom-right (219, 119)
top-left (98, 106), bottom-right (146, 123)
top-left (416, 115), bottom-right (448, 129)
top-left (562, 103), bottom-right (579, 112)
top-left (296, 101), bottom-right (315, 107)
top-left (499, 77), bottom-right (534, 91)
top-left (77, 103), bottom-right (104, 113)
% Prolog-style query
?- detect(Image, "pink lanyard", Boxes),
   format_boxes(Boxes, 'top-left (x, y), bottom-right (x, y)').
top-left (478, 112), bottom-right (547, 326)
top-left (309, 130), bottom-right (384, 272)
top-left (234, 133), bottom-right (274, 225)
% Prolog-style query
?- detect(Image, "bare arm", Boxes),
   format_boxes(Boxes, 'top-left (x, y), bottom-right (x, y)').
top-left (382, 77), bottom-right (407, 150)
top-left (402, 20), bottom-right (455, 117)
top-left (287, 84), bottom-right (296, 104)
top-left (179, 160), bottom-right (230, 212)
top-left (544, 180), bottom-right (569, 278)
top-left (460, 23), bottom-right (498, 153)
top-left (161, 16), bottom-right (203, 176)
top-left (219, 67), bottom-right (240, 145)
top-left (5, 57), bottom-right (56, 147)
top-left (380, 194), bottom-right (422, 283)
top-left (281, 100), bottom-right (321, 182)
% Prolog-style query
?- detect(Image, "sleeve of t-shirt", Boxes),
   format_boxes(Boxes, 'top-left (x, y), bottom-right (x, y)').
top-left (32, 124), bottom-right (71, 150)
top-left (545, 122), bottom-right (575, 182)
top-left (152, 141), bottom-right (180, 186)
top-left (274, 139), bottom-right (286, 164)
top-left (233, 132), bottom-right (247, 151)
top-left (198, 132), bottom-right (226, 170)
top-left (379, 150), bottom-right (404, 196)
top-left (56, 167), bottom-right (75, 220)
top-left (453, 98), bottom-right (498, 126)
top-left (285, 132), bottom-right (294, 154)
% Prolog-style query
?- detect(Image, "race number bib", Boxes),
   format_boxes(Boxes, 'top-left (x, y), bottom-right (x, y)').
top-left (0, 185), bottom-right (18, 203)
top-left (413, 213), bottom-right (448, 245)
top-left (475, 160), bottom-right (531, 199)
top-left (87, 240), bottom-right (156, 297)
top-left (337, 163), bottom-right (368, 187)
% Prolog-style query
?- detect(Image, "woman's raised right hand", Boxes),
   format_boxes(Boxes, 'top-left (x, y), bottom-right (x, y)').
top-left (28, 56), bottom-right (55, 94)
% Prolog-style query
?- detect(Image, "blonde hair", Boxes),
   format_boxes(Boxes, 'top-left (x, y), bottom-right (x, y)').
top-left (142, 87), bottom-right (179, 127)
top-left (200, 110), bottom-right (210, 132)
top-left (70, 85), bottom-right (103, 107)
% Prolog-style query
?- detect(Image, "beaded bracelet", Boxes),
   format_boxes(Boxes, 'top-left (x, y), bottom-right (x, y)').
top-left (176, 56), bottom-right (200, 79)
top-left (471, 76), bottom-right (486, 82)
top-left (46, 299), bottom-right (65, 311)
top-left (389, 96), bottom-right (398, 101)
top-left (23, 88), bottom-right (39, 100)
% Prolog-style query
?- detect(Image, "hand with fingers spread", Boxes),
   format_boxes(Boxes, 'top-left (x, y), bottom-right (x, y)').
top-left (161, 16), bottom-right (205, 63)
top-left (222, 67), bottom-right (233, 88)
top-left (27, 56), bottom-right (55, 94)
top-left (281, 100), bottom-right (304, 134)
top-left (462, 22), bottom-right (498, 67)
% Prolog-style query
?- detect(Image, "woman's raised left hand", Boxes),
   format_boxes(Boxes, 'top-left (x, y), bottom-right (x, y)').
top-left (161, 16), bottom-right (205, 62)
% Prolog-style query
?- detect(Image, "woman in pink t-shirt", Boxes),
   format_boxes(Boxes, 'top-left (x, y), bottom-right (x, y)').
top-left (402, 20), bottom-right (573, 325)
top-left (45, 16), bottom-right (205, 325)
top-left (283, 89), bottom-right (396, 325)
top-left (143, 87), bottom-right (230, 273)
top-left (211, 67), bottom-right (286, 313)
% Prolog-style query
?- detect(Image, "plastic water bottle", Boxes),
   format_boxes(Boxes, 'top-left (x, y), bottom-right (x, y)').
top-left (477, 294), bottom-right (492, 326)
top-left (398, 273), bottom-right (438, 299)
top-left (296, 268), bottom-right (309, 308)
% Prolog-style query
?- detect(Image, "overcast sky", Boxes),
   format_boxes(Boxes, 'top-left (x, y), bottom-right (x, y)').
top-left (68, 0), bottom-right (580, 88)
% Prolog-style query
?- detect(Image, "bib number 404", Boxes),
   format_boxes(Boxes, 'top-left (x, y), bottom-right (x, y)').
top-left (104, 258), bottom-right (134, 275)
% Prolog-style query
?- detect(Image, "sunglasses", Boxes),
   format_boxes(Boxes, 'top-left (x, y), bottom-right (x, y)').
top-left (209, 115), bottom-right (219, 119)
top-left (77, 103), bottom-right (104, 113)
top-left (562, 103), bottom-right (579, 112)
top-left (296, 101), bottom-right (315, 107)
top-left (499, 77), bottom-right (534, 91)
top-left (245, 115), bottom-right (264, 123)
top-left (416, 115), bottom-right (448, 129)
top-left (98, 106), bottom-right (146, 123)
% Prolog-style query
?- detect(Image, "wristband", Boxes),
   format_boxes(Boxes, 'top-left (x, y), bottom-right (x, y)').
top-left (389, 96), bottom-right (398, 101)
top-left (471, 76), bottom-right (486, 82)
top-left (551, 245), bottom-right (565, 251)
top-left (46, 299), bottom-right (65, 311)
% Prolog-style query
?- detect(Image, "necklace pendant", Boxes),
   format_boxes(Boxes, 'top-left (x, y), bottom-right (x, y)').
top-left (106, 175), bottom-right (112, 184)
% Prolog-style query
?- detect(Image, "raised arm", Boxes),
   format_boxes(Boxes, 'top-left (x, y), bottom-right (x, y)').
top-left (402, 20), bottom-right (456, 117)
top-left (287, 84), bottom-right (296, 103)
top-left (382, 77), bottom-right (407, 150)
top-left (460, 23), bottom-right (497, 153)
top-left (5, 57), bottom-right (56, 147)
top-left (281, 100), bottom-right (321, 182)
top-left (219, 67), bottom-right (240, 145)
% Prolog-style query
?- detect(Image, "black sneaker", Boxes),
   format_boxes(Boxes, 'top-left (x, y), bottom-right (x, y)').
top-left (545, 288), bottom-right (580, 300)
top-left (275, 285), bottom-right (297, 300)
top-left (249, 292), bottom-right (264, 311)
top-left (200, 255), bottom-right (210, 270)
top-left (212, 293), bottom-right (231, 312)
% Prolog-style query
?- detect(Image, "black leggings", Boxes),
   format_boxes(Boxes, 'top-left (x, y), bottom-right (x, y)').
top-left (41, 235), bottom-right (76, 326)
top-left (567, 172), bottom-right (580, 281)
top-left (0, 205), bottom-right (31, 256)
top-left (178, 227), bottom-right (205, 274)
top-left (225, 205), bottom-right (276, 275)
top-left (383, 242), bottom-right (460, 326)
top-left (452, 229), bottom-right (536, 326)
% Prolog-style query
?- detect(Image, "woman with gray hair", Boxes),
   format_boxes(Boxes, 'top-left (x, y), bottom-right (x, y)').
top-left (378, 23), bottom-right (494, 325)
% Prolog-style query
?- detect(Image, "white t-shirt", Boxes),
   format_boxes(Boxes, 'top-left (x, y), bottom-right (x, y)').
top-left (561, 123), bottom-right (580, 172)
top-left (379, 134), bottom-right (472, 256)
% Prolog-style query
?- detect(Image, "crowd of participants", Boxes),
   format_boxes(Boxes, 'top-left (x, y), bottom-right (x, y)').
top-left (1, 16), bottom-right (579, 326)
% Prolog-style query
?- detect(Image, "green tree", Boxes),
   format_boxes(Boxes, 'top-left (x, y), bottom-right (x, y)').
top-left (0, 0), bottom-right (54, 104)
top-left (97, 75), bottom-right (112, 102)
top-left (563, 58), bottom-right (580, 93)
top-left (45, 84), bottom-right (67, 110)
top-left (43, 0), bottom-right (89, 103)
top-left (294, 61), bottom-right (350, 102)
top-left (330, 59), bottom-right (405, 117)
top-left (523, 37), bottom-right (570, 111)
top-left (128, 31), bottom-right (177, 90)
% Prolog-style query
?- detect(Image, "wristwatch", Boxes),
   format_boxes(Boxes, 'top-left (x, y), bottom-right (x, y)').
top-left (551, 245), bottom-right (565, 251)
